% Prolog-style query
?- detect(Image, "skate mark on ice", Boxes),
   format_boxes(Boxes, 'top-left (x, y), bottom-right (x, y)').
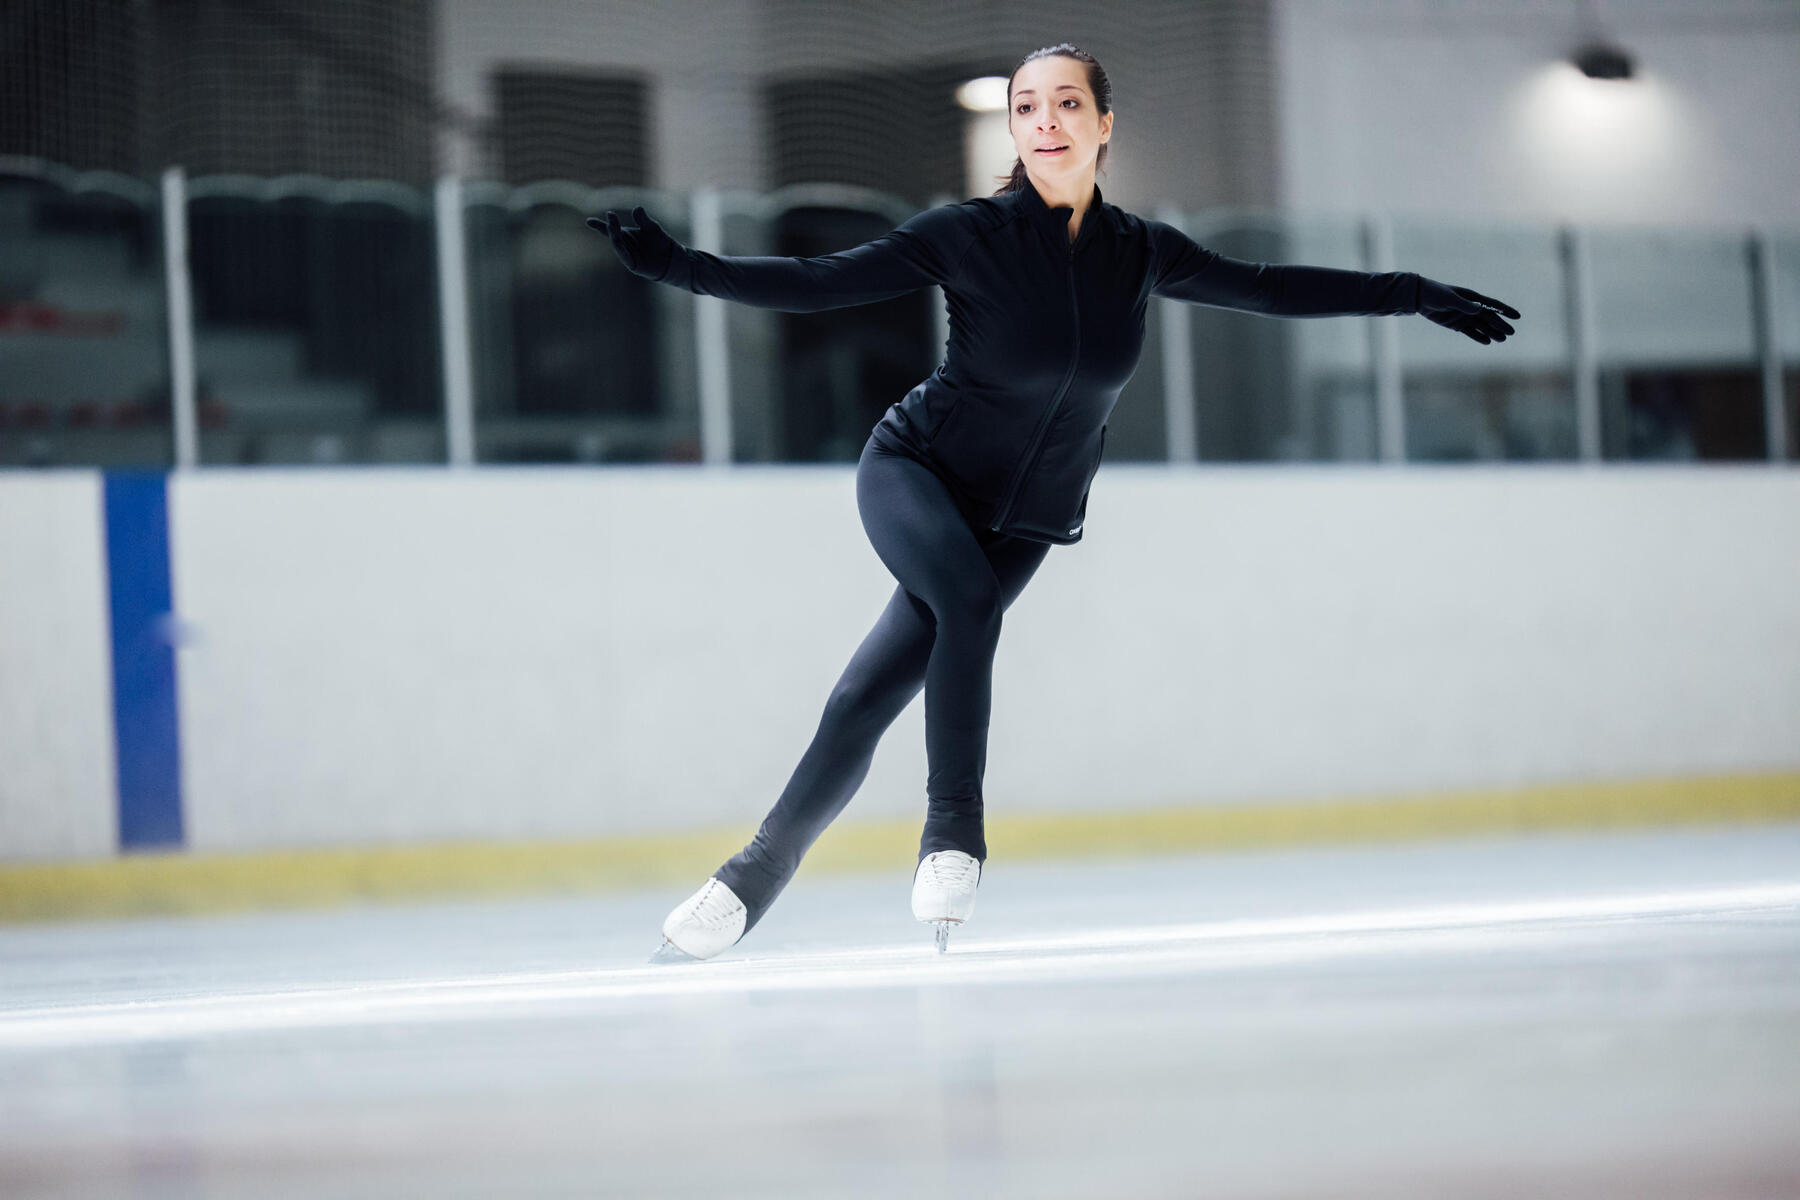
top-left (3, 882), bottom-right (1795, 1050)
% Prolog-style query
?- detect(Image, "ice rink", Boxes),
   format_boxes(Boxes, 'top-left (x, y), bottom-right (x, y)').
top-left (4, 822), bottom-right (1799, 1198)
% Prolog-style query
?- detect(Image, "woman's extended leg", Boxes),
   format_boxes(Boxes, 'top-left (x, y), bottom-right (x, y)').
top-left (854, 448), bottom-right (1034, 873)
top-left (712, 439), bottom-right (1049, 934)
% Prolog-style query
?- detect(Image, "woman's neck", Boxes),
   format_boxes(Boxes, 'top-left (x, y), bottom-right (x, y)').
top-left (1027, 169), bottom-right (1097, 241)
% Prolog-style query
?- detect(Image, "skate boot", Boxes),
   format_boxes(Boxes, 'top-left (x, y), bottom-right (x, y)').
top-left (650, 877), bottom-right (747, 963)
top-left (911, 850), bottom-right (981, 954)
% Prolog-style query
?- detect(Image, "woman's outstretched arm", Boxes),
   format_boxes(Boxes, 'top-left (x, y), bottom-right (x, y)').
top-left (590, 204), bottom-right (973, 313)
top-left (1146, 219), bottom-right (1519, 342)
top-left (1146, 218), bottom-right (1419, 317)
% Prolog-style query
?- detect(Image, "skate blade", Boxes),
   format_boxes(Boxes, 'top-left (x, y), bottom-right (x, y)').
top-left (648, 937), bottom-right (702, 965)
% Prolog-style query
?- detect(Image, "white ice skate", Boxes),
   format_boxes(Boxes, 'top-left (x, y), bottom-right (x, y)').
top-left (912, 850), bottom-right (981, 954)
top-left (650, 877), bottom-right (746, 963)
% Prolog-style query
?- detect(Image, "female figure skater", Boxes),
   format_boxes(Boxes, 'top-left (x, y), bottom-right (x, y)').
top-left (588, 43), bottom-right (1519, 961)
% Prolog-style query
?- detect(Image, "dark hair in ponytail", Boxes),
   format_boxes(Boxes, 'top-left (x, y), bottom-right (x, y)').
top-left (994, 43), bottom-right (1113, 196)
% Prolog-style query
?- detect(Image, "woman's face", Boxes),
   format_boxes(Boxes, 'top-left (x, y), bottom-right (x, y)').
top-left (1007, 56), bottom-right (1112, 185)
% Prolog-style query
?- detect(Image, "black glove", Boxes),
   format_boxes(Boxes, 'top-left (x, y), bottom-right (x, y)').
top-left (586, 206), bottom-right (679, 282)
top-left (1416, 276), bottom-right (1519, 345)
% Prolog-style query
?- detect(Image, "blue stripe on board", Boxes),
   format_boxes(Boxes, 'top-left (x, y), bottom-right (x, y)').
top-left (103, 472), bottom-right (185, 850)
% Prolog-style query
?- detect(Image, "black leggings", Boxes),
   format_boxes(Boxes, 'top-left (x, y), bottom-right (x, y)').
top-left (712, 435), bottom-right (1053, 934)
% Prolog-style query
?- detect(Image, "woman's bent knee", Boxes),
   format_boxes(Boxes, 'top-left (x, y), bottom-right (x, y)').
top-left (932, 579), bottom-right (1004, 639)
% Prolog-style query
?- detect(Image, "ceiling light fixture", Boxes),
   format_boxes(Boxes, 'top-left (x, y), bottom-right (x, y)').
top-left (1572, 41), bottom-right (1635, 81)
top-left (955, 77), bottom-right (1009, 113)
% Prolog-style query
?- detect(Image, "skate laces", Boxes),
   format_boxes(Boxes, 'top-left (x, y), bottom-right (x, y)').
top-left (922, 852), bottom-right (979, 893)
top-left (687, 879), bottom-right (745, 929)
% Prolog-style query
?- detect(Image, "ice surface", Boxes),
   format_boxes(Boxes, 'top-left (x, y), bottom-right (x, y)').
top-left (2, 824), bottom-right (1798, 1198)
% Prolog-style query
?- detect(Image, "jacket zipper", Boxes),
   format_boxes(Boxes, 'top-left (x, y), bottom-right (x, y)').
top-left (990, 249), bottom-right (1080, 532)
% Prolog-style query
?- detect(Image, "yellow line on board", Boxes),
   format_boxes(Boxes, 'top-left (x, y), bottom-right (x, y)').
top-left (1, 770), bottom-right (1797, 924)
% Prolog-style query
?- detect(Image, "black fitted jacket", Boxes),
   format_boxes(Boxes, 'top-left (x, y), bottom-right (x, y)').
top-left (654, 179), bottom-right (1422, 545)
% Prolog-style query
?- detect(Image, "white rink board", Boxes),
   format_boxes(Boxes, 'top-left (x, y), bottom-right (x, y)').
top-left (0, 473), bottom-right (115, 861)
top-left (160, 464), bottom-right (1800, 853)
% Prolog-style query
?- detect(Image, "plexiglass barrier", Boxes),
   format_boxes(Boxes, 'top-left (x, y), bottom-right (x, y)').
top-left (3, 158), bottom-right (1796, 469)
top-left (462, 182), bottom-right (700, 464)
top-left (0, 165), bottom-right (170, 468)
top-left (1589, 226), bottom-right (1763, 461)
top-left (1393, 219), bottom-right (1575, 462)
top-left (711, 185), bottom-right (933, 464)
top-left (185, 176), bottom-right (444, 465)
top-left (1178, 213), bottom-right (1381, 462)
top-left (1784, 233), bottom-right (1800, 460)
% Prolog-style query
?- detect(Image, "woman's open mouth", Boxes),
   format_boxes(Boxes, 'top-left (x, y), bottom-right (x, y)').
top-left (1035, 145), bottom-right (1068, 156)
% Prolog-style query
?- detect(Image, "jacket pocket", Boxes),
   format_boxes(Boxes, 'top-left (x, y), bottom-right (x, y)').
top-left (1083, 424), bottom-right (1107, 491)
top-left (1065, 424), bottom-right (1107, 532)
top-left (996, 423), bottom-right (1107, 544)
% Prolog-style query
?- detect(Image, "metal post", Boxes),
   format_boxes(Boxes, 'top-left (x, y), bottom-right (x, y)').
top-left (690, 187), bottom-right (732, 466)
top-left (1365, 214), bottom-right (1405, 463)
top-left (1563, 226), bottom-right (1602, 463)
top-left (433, 176), bottom-right (477, 466)
top-left (1750, 230), bottom-right (1789, 463)
top-left (1155, 206), bottom-right (1199, 463)
top-left (159, 167), bottom-right (198, 470)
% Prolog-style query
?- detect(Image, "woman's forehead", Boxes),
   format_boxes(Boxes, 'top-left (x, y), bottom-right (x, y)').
top-left (1013, 57), bottom-right (1088, 95)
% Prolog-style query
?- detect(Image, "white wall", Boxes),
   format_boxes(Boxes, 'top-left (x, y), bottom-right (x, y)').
top-left (436, 0), bottom-right (1279, 213)
top-left (1061, 465), bottom-right (1800, 801)
top-left (436, 0), bottom-right (768, 187)
top-left (167, 466), bottom-right (898, 848)
top-left (440, 0), bottom-right (1800, 228)
top-left (0, 474), bottom-right (115, 860)
top-left (160, 466), bottom-right (1800, 853)
top-left (8, 466), bottom-right (1796, 860)
top-left (1276, 0), bottom-right (1800, 230)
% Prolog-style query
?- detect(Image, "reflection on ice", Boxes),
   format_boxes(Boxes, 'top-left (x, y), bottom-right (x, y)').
top-left (2, 827), bottom-right (1798, 1198)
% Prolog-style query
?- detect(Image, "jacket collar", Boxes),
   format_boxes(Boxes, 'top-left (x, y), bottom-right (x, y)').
top-left (1014, 175), bottom-right (1104, 254)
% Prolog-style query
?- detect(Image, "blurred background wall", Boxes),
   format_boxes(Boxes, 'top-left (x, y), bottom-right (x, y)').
top-left (12, 2), bottom-right (1799, 223)
top-left (435, 0), bottom-right (1280, 212)
top-left (7, 465), bottom-right (1799, 862)
top-left (1277, 0), bottom-right (1800, 231)
top-left (2, 0), bottom-right (1797, 865)
top-left (5, 0), bottom-right (1799, 470)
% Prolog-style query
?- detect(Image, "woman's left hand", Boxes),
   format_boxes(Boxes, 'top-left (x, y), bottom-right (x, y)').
top-left (586, 206), bottom-right (679, 282)
top-left (1416, 276), bottom-right (1520, 344)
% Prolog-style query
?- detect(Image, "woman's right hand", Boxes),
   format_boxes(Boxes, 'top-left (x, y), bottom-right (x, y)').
top-left (586, 206), bottom-right (679, 282)
top-left (1415, 275), bottom-right (1519, 345)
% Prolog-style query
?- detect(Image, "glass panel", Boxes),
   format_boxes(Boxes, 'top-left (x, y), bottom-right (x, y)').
top-left (1589, 228), bottom-right (1762, 461)
top-left (1395, 220), bottom-right (1573, 462)
top-left (186, 179), bottom-right (443, 465)
top-left (0, 167), bottom-right (170, 468)
top-left (717, 194), bottom-right (781, 463)
top-left (1776, 234), bottom-right (1800, 462)
top-left (1786, 367), bottom-right (1799, 462)
top-left (717, 188), bottom-right (937, 464)
top-left (1178, 214), bottom-right (1375, 462)
top-left (1285, 214), bottom-right (1380, 461)
top-left (1109, 243), bottom-right (1169, 464)
top-left (463, 183), bottom-right (699, 464)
